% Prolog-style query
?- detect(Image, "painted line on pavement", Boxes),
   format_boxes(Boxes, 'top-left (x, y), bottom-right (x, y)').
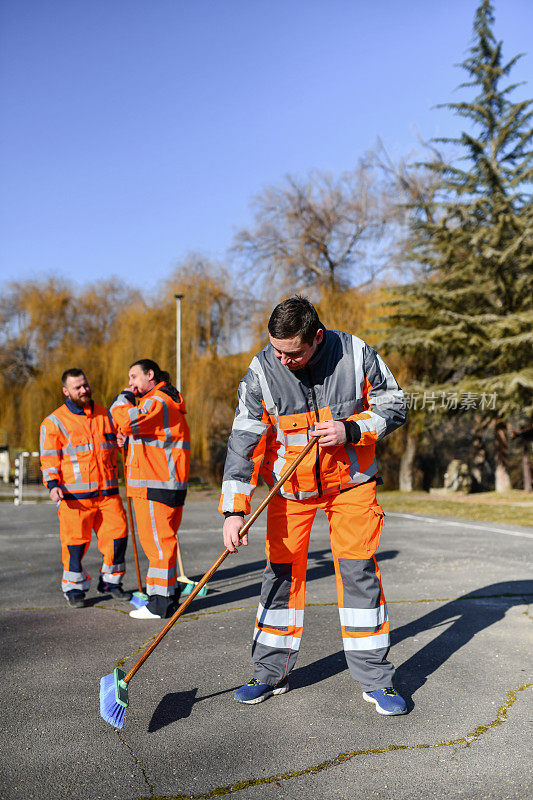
top-left (386, 511), bottom-right (533, 539)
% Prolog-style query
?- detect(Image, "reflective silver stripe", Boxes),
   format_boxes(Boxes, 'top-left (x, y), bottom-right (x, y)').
top-left (101, 562), bottom-right (126, 574)
top-left (226, 479), bottom-right (253, 495)
top-left (376, 353), bottom-right (401, 392)
top-left (146, 585), bottom-right (174, 597)
top-left (339, 605), bottom-right (388, 628)
top-left (232, 417), bottom-right (268, 435)
top-left (63, 569), bottom-right (88, 581)
top-left (129, 406), bottom-right (141, 437)
top-left (272, 446), bottom-right (287, 480)
top-left (59, 481), bottom-right (98, 491)
top-left (42, 468), bottom-right (58, 481)
top-left (126, 478), bottom-right (188, 490)
top-left (279, 487), bottom-right (318, 500)
top-left (100, 574), bottom-right (121, 585)
top-left (337, 463), bottom-right (378, 489)
top-left (110, 392), bottom-right (134, 411)
top-left (149, 500), bottom-right (163, 560)
top-left (158, 396), bottom-right (172, 444)
top-left (342, 633), bottom-right (390, 651)
top-left (129, 398), bottom-right (156, 437)
top-left (47, 414), bottom-right (70, 439)
top-left (39, 424), bottom-right (47, 453)
top-left (127, 441), bottom-right (135, 471)
top-left (351, 335), bottom-right (366, 395)
top-left (253, 629), bottom-right (301, 650)
top-left (63, 443), bottom-right (93, 455)
top-left (131, 437), bottom-right (190, 449)
top-left (284, 433), bottom-right (309, 446)
top-left (345, 443), bottom-right (360, 480)
top-left (147, 565), bottom-right (176, 579)
top-left (61, 569), bottom-right (90, 593)
top-left (40, 448), bottom-right (63, 457)
top-left (257, 603), bottom-right (304, 629)
top-left (249, 356), bottom-right (277, 415)
top-left (221, 478), bottom-right (255, 512)
top-left (233, 382), bottom-right (269, 434)
top-left (62, 578), bottom-right (91, 592)
top-left (356, 414), bottom-right (387, 438)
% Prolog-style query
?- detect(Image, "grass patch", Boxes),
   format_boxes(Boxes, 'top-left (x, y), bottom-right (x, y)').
top-left (378, 490), bottom-right (533, 527)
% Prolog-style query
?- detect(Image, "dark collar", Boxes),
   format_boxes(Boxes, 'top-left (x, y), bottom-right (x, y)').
top-left (65, 398), bottom-right (94, 415)
top-left (306, 329), bottom-right (328, 368)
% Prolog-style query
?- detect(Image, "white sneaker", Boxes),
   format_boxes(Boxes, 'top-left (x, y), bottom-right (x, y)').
top-left (129, 605), bottom-right (161, 619)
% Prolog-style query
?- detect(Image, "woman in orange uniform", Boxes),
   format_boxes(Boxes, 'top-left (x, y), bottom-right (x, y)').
top-left (111, 359), bottom-right (190, 619)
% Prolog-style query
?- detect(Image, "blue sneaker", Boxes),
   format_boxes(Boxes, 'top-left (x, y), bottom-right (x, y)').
top-left (234, 677), bottom-right (289, 704)
top-left (363, 687), bottom-right (407, 715)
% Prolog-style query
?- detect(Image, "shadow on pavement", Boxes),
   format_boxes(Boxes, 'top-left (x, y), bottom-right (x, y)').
top-left (148, 685), bottom-right (240, 732)
top-left (393, 580), bottom-right (533, 700)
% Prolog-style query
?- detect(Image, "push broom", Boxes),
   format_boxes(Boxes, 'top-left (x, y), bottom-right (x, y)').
top-left (100, 436), bottom-right (318, 728)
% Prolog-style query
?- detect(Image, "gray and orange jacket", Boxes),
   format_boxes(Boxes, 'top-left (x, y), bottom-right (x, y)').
top-left (110, 382), bottom-right (190, 508)
top-left (40, 399), bottom-right (120, 499)
top-left (219, 329), bottom-right (406, 515)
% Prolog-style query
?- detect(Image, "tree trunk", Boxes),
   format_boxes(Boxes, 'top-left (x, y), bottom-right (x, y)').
top-left (399, 429), bottom-right (416, 492)
top-left (522, 440), bottom-right (532, 493)
top-left (494, 420), bottom-right (512, 493)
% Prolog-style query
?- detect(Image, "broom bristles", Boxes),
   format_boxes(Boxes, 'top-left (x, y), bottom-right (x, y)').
top-left (99, 671), bottom-right (128, 729)
top-left (130, 592), bottom-right (149, 608)
top-left (178, 578), bottom-right (208, 597)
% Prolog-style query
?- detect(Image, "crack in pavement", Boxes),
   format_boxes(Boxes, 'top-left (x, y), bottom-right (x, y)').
top-left (5, 591), bottom-right (532, 616)
top-left (127, 683), bottom-right (532, 800)
top-left (2, 594), bottom-right (531, 799)
top-left (110, 595), bottom-right (532, 800)
top-left (115, 728), bottom-right (155, 798)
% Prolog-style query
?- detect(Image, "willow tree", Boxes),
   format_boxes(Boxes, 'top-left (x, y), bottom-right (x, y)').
top-left (384, 0), bottom-right (533, 491)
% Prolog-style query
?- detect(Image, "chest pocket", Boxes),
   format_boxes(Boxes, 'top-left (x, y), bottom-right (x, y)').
top-left (276, 415), bottom-right (317, 494)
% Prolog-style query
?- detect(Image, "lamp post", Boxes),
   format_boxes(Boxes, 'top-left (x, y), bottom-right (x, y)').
top-left (174, 294), bottom-right (183, 391)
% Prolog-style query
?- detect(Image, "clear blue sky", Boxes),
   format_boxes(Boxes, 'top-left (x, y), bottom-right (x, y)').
top-left (1, 0), bottom-right (531, 291)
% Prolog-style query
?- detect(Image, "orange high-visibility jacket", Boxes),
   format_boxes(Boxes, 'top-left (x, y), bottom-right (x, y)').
top-left (220, 330), bottom-right (407, 515)
top-left (40, 399), bottom-right (120, 499)
top-left (110, 382), bottom-right (190, 507)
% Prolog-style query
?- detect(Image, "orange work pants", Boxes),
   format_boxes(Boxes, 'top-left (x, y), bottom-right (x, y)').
top-left (58, 494), bottom-right (128, 595)
top-left (252, 480), bottom-right (394, 692)
top-left (131, 499), bottom-right (183, 598)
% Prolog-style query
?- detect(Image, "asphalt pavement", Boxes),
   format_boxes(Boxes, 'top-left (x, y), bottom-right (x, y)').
top-left (0, 491), bottom-right (531, 800)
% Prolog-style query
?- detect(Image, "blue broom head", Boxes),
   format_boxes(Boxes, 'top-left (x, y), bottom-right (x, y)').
top-left (130, 592), bottom-right (149, 609)
top-left (180, 581), bottom-right (208, 597)
top-left (99, 669), bottom-right (128, 729)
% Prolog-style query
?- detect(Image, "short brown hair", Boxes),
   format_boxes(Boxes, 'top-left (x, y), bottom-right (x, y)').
top-left (268, 295), bottom-right (322, 345)
top-left (61, 368), bottom-right (85, 386)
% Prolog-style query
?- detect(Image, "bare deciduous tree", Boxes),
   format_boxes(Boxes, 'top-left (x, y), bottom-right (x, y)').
top-left (232, 164), bottom-right (393, 297)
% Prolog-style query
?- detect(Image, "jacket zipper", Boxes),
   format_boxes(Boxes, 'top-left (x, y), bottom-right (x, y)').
top-left (308, 374), bottom-right (323, 497)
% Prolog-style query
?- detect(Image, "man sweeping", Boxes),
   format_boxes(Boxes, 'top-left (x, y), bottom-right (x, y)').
top-left (39, 369), bottom-right (131, 608)
top-left (220, 296), bottom-right (408, 715)
top-left (110, 359), bottom-right (190, 620)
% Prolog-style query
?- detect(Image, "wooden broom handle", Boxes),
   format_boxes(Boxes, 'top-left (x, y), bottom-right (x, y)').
top-left (127, 497), bottom-right (143, 594)
top-left (175, 533), bottom-right (187, 578)
top-left (123, 436), bottom-right (318, 684)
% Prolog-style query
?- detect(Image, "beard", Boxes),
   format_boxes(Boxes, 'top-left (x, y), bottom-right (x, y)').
top-left (69, 393), bottom-right (92, 408)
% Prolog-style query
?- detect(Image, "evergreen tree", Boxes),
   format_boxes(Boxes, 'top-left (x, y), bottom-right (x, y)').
top-left (384, 0), bottom-right (533, 491)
